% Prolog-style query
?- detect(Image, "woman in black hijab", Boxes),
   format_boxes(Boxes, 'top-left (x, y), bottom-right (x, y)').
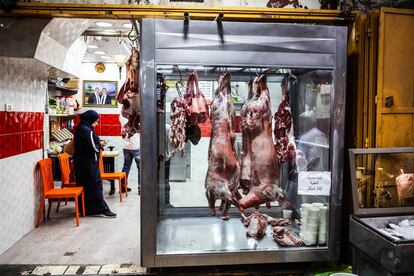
top-left (74, 110), bottom-right (116, 218)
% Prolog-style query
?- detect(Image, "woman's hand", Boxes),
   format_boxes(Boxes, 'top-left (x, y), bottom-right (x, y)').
top-left (100, 139), bottom-right (107, 147)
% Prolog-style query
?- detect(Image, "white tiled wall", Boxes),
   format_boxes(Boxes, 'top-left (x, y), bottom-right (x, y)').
top-left (0, 57), bottom-right (48, 256)
top-left (0, 58), bottom-right (48, 113)
top-left (77, 62), bottom-right (125, 114)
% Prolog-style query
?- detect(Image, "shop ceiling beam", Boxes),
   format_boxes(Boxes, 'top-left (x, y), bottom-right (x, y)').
top-left (1, 2), bottom-right (354, 24)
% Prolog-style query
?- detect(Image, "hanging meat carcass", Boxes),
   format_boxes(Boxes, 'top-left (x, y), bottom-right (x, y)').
top-left (238, 74), bottom-right (287, 211)
top-left (117, 49), bottom-right (140, 138)
top-left (274, 75), bottom-right (296, 163)
top-left (184, 72), bottom-right (209, 125)
top-left (169, 97), bottom-right (188, 154)
top-left (239, 80), bottom-right (254, 195)
top-left (205, 73), bottom-right (241, 220)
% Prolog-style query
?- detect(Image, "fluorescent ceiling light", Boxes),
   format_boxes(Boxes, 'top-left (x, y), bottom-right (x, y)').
top-left (122, 23), bottom-right (132, 29)
top-left (103, 29), bottom-right (117, 33)
top-left (87, 45), bottom-right (99, 49)
top-left (94, 51), bottom-right (107, 55)
top-left (113, 54), bottom-right (127, 67)
top-left (95, 21), bottom-right (113, 27)
top-left (101, 56), bottom-right (111, 59)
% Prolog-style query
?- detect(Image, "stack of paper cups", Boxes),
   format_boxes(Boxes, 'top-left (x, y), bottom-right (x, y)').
top-left (301, 206), bottom-right (320, 245)
top-left (300, 203), bottom-right (312, 233)
top-left (318, 206), bottom-right (328, 244)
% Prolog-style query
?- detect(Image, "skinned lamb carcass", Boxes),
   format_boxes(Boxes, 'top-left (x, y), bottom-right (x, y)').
top-left (239, 80), bottom-right (254, 195)
top-left (205, 73), bottom-right (241, 220)
top-left (238, 75), bottom-right (288, 211)
top-left (117, 49), bottom-right (140, 138)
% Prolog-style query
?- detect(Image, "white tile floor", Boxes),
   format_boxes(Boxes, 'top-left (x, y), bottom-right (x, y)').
top-left (0, 182), bottom-right (141, 265)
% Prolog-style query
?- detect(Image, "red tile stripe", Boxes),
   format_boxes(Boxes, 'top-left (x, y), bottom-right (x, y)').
top-left (73, 114), bottom-right (122, 137)
top-left (0, 111), bottom-right (44, 159)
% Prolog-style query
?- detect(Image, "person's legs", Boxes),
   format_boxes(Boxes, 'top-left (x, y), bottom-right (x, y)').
top-left (84, 180), bottom-right (113, 217)
top-left (115, 149), bottom-right (133, 194)
top-left (133, 149), bottom-right (140, 194)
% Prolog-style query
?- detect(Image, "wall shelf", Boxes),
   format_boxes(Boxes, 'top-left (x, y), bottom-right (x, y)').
top-left (48, 83), bottom-right (78, 96)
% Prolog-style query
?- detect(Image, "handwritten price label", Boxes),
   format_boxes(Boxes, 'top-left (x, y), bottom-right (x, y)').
top-left (298, 171), bottom-right (331, 196)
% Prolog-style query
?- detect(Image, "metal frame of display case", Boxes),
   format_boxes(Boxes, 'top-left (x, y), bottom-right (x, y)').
top-left (348, 147), bottom-right (414, 274)
top-left (348, 147), bottom-right (414, 217)
top-left (140, 19), bottom-right (347, 268)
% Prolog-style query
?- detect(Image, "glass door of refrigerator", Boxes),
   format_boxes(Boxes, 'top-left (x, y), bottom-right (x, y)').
top-left (156, 65), bottom-right (333, 255)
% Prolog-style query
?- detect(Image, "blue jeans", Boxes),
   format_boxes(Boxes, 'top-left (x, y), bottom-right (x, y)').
top-left (122, 148), bottom-right (140, 189)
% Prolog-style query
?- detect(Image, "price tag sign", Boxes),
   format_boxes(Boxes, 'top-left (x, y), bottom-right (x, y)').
top-left (198, 81), bottom-right (213, 100)
top-left (298, 171), bottom-right (331, 196)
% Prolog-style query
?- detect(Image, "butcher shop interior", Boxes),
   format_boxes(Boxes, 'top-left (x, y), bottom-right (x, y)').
top-left (0, 2), bottom-right (414, 275)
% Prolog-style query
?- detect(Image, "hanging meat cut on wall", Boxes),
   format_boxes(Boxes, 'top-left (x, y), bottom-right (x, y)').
top-left (117, 49), bottom-right (140, 138)
top-left (238, 75), bottom-right (287, 210)
top-left (169, 97), bottom-right (188, 154)
top-left (184, 72), bottom-right (209, 126)
top-left (239, 80), bottom-right (254, 195)
top-left (205, 73), bottom-right (240, 220)
top-left (274, 75), bottom-right (296, 163)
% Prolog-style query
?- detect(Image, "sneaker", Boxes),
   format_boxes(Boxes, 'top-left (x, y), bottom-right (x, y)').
top-left (121, 187), bottom-right (131, 193)
top-left (109, 189), bottom-right (115, 195)
top-left (101, 210), bottom-right (117, 218)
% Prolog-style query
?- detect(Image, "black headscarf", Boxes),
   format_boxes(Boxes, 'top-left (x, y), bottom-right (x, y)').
top-left (80, 110), bottom-right (99, 125)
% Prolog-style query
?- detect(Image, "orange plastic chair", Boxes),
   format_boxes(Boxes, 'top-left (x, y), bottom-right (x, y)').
top-left (99, 150), bottom-right (128, 202)
top-left (58, 153), bottom-right (76, 188)
top-left (56, 153), bottom-right (77, 212)
top-left (37, 158), bottom-right (85, 227)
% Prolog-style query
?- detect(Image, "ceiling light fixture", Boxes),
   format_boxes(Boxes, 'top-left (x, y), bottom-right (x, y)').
top-left (87, 45), bottom-right (99, 49)
top-left (114, 54), bottom-right (127, 79)
top-left (101, 56), bottom-right (111, 59)
top-left (94, 51), bottom-right (107, 55)
top-left (122, 23), bottom-right (132, 29)
top-left (95, 21), bottom-right (113, 28)
top-left (103, 29), bottom-right (117, 33)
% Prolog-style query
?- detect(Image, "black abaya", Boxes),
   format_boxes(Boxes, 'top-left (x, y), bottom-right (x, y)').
top-left (74, 116), bottom-right (110, 216)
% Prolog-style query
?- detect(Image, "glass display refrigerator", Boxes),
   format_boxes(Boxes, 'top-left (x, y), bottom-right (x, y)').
top-left (349, 147), bottom-right (414, 275)
top-left (139, 19), bottom-right (347, 267)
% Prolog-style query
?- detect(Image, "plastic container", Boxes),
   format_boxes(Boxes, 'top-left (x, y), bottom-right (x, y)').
top-left (308, 207), bottom-right (320, 217)
top-left (307, 216), bottom-right (319, 225)
top-left (282, 209), bottom-right (293, 219)
top-left (312, 202), bottom-right (324, 208)
top-left (307, 223), bottom-right (318, 233)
